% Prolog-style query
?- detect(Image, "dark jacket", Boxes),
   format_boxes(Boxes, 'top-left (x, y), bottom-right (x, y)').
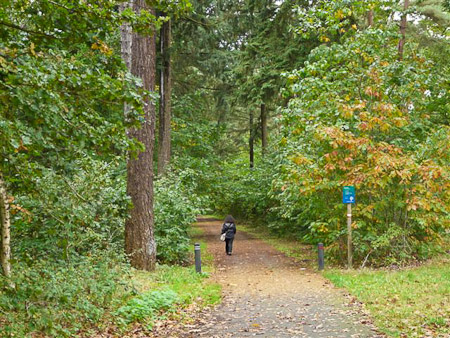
top-left (221, 222), bottom-right (236, 239)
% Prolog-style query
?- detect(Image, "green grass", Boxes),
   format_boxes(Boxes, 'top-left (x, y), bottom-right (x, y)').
top-left (324, 256), bottom-right (450, 337)
top-left (239, 221), bottom-right (450, 337)
top-left (199, 214), bottom-right (224, 219)
top-left (239, 224), bottom-right (315, 268)
top-left (113, 264), bottom-right (221, 333)
top-left (122, 225), bottom-right (222, 332)
top-left (132, 264), bottom-right (221, 308)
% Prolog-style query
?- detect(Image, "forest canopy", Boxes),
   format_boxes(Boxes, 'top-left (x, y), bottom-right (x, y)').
top-left (0, 0), bottom-right (449, 336)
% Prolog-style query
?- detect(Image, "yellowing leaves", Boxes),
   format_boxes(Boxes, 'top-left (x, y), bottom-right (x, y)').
top-left (291, 155), bottom-right (312, 166)
top-left (91, 39), bottom-right (113, 56)
top-left (335, 9), bottom-right (343, 19)
top-left (30, 42), bottom-right (36, 56)
top-left (393, 117), bottom-right (407, 128)
top-left (11, 199), bottom-right (32, 223)
top-left (364, 86), bottom-right (381, 99)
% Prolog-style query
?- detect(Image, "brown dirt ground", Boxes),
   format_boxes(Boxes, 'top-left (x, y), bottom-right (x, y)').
top-left (153, 218), bottom-right (385, 338)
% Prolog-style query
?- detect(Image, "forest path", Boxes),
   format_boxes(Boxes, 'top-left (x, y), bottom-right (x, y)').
top-left (184, 218), bottom-right (383, 338)
top-left (149, 218), bottom-right (384, 338)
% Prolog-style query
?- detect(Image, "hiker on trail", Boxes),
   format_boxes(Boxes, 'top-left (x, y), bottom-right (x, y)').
top-left (221, 215), bottom-right (236, 256)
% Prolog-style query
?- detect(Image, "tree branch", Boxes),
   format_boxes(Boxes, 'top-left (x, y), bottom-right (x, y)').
top-left (0, 21), bottom-right (57, 39)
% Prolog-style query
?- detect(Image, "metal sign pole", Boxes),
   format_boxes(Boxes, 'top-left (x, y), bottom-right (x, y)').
top-left (343, 186), bottom-right (355, 269)
top-left (347, 203), bottom-right (352, 269)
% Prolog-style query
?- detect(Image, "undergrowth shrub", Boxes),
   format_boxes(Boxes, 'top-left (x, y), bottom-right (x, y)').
top-left (154, 168), bottom-right (206, 264)
top-left (0, 256), bottom-right (131, 338)
top-left (114, 289), bottom-right (179, 328)
top-left (12, 157), bottom-right (129, 262)
top-left (212, 155), bottom-right (276, 220)
top-left (115, 264), bottom-right (221, 331)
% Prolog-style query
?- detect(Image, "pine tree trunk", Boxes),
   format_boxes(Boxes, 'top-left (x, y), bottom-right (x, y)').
top-left (249, 110), bottom-right (254, 168)
top-left (158, 18), bottom-right (172, 176)
top-left (398, 0), bottom-right (409, 60)
top-left (0, 173), bottom-right (11, 278)
top-left (261, 103), bottom-right (267, 156)
top-left (121, 0), bottom-right (157, 271)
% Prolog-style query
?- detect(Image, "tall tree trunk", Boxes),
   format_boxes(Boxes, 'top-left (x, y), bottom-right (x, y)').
top-left (398, 0), bottom-right (409, 60)
top-left (0, 173), bottom-right (11, 278)
top-left (260, 103), bottom-right (267, 156)
top-left (121, 0), bottom-right (157, 271)
top-left (249, 110), bottom-right (254, 168)
top-left (158, 18), bottom-right (172, 176)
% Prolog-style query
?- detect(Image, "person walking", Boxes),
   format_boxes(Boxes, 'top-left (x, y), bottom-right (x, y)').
top-left (221, 215), bottom-right (236, 255)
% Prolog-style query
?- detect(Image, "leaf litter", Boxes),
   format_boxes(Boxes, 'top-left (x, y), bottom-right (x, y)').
top-left (149, 219), bottom-right (385, 337)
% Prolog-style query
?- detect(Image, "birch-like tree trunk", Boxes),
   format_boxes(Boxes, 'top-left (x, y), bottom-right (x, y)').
top-left (120, 0), bottom-right (157, 271)
top-left (0, 173), bottom-right (11, 277)
top-left (157, 18), bottom-right (172, 176)
top-left (398, 0), bottom-right (409, 60)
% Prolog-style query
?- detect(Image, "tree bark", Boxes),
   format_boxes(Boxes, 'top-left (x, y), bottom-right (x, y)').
top-left (398, 0), bottom-right (409, 61)
top-left (260, 103), bottom-right (267, 156)
top-left (367, 9), bottom-right (374, 27)
top-left (0, 173), bottom-right (11, 278)
top-left (121, 0), bottom-right (157, 271)
top-left (157, 18), bottom-right (172, 176)
top-left (249, 110), bottom-right (254, 168)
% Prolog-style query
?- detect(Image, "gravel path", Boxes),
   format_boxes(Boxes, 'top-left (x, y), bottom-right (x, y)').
top-left (185, 218), bottom-right (383, 338)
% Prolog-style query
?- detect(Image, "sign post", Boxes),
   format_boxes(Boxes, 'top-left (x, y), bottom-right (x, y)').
top-left (343, 186), bottom-right (355, 269)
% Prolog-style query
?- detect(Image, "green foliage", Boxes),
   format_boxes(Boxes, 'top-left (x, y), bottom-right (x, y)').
top-left (205, 0), bottom-right (450, 267)
top-left (0, 256), bottom-right (131, 338)
top-left (324, 257), bottom-right (450, 337)
top-left (0, 257), bottom-right (222, 337)
top-left (137, 264), bottom-right (220, 305)
top-left (273, 3), bottom-right (450, 264)
top-left (115, 289), bottom-right (179, 327)
top-left (212, 155), bottom-right (273, 219)
top-left (115, 264), bottom-right (221, 331)
top-left (0, 0), bottom-right (201, 336)
top-left (154, 168), bottom-right (206, 264)
top-left (12, 158), bottom-right (129, 262)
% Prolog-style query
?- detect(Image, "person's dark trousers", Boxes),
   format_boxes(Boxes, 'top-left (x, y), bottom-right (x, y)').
top-left (225, 238), bottom-right (234, 254)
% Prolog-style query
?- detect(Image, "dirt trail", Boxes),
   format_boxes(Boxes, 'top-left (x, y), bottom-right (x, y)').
top-left (158, 218), bottom-right (384, 337)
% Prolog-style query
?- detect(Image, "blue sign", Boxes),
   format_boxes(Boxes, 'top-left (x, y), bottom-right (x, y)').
top-left (343, 186), bottom-right (355, 204)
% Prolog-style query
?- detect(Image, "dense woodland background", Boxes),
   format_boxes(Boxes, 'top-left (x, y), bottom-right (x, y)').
top-left (0, 0), bottom-right (449, 336)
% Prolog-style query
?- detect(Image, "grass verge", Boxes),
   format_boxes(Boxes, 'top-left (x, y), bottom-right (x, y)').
top-left (118, 225), bottom-right (221, 334)
top-left (239, 224), bottom-right (315, 268)
top-left (122, 264), bottom-right (221, 331)
top-left (239, 222), bottom-right (449, 337)
top-left (324, 256), bottom-right (450, 337)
